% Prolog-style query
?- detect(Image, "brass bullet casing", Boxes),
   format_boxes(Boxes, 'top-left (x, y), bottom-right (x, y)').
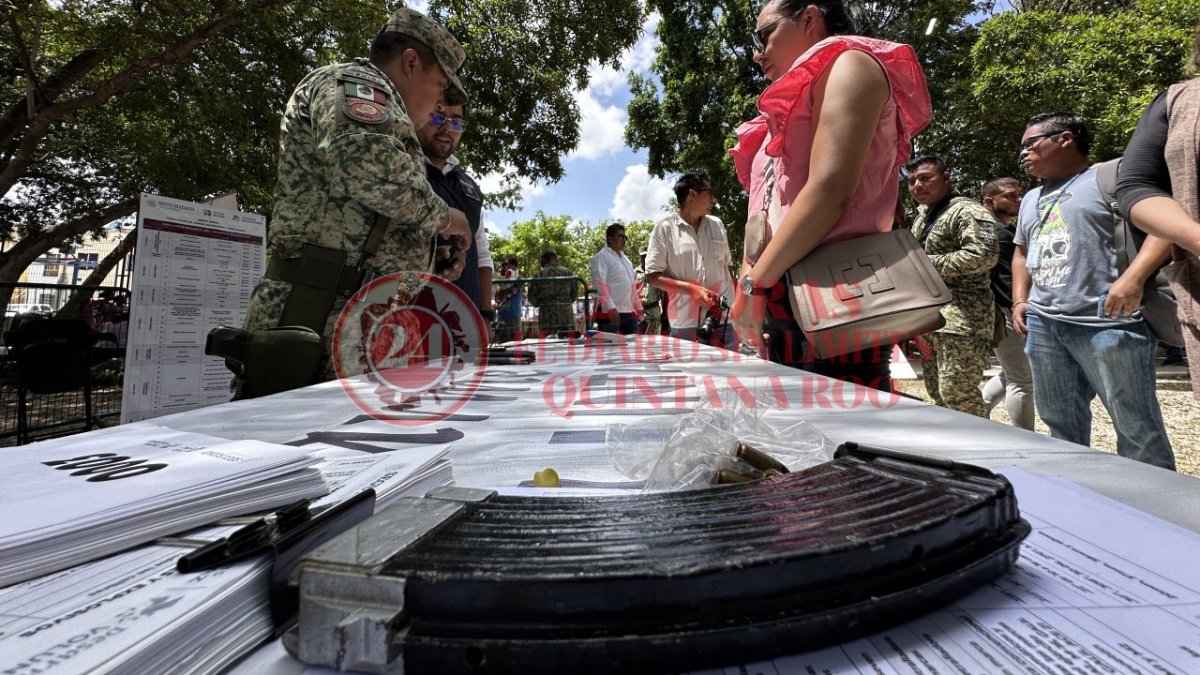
top-left (735, 442), bottom-right (790, 475)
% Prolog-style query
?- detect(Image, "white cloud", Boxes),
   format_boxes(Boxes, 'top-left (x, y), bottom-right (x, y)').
top-left (622, 12), bottom-right (661, 74)
top-left (477, 169), bottom-right (547, 204)
top-left (587, 64), bottom-right (626, 98)
top-left (570, 89), bottom-right (627, 160)
top-left (568, 12), bottom-right (661, 162)
top-left (609, 164), bottom-right (674, 222)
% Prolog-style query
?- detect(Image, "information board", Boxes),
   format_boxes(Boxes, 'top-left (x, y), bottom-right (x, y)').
top-left (121, 193), bottom-right (265, 423)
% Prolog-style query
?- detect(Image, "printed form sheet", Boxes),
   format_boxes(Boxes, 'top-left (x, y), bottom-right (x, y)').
top-left (228, 467), bottom-right (1200, 675)
top-left (700, 467), bottom-right (1200, 675)
top-left (121, 193), bottom-right (265, 423)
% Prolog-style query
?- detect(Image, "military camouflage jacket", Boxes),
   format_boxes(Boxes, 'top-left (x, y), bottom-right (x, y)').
top-left (527, 264), bottom-right (577, 331)
top-left (911, 196), bottom-right (999, 338)
top-left (270, 58), bottom-right (448, 276)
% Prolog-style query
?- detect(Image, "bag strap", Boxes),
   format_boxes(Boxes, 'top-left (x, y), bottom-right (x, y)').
top-left (357, 213), bottom-right (391, 270)
top-left (1095, 159), bottom-right (1135, 274)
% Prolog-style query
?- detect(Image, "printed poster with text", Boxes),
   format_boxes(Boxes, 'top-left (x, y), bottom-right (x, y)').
top-left (121, 193), bottom-right (266, 423)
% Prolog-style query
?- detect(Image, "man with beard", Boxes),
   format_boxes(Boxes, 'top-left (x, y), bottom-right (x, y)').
top-left (419, 102), bottom-right (495, 328)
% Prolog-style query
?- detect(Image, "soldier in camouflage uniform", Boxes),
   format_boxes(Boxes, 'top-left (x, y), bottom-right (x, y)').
top-left (637, 249), bottom-right (664, 334)
top-left (906, 155), bottom-right (999, 417)
top-left (242, 7), bottom-right (472, 383)
top-left (527, 249), bottom-right (578, 337)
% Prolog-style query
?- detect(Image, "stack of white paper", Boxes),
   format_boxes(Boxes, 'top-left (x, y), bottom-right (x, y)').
top-left (0, 426), bottom-right (327, 589)
top-left (0, 443), bottom-right (452, 675)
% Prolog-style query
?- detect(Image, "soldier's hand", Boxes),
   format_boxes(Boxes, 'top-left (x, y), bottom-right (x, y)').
top-left (433, 245), bottom-right (465, 281)
top-left (439, 208), bottom-right (472, 251)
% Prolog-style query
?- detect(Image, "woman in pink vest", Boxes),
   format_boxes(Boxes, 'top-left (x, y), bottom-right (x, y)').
top-left (729, 0), bottom-right (931, 392)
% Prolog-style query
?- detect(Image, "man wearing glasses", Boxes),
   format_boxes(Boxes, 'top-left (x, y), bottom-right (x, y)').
top-left (1011, 112), bottom-right (1175, 470)
top-left (589, 224), bottom-right (643, 334)
top-left (644, 172), bottom-right (736, 348)
top-left (419, 103), bottom-right (496, 329)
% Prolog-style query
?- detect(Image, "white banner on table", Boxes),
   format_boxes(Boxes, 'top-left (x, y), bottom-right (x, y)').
top-left (122, 193), bottom-right (266, 423)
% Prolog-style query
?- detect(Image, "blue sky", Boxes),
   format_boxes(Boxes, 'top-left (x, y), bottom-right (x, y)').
top-left (472, 12), bottom-right (674, 236)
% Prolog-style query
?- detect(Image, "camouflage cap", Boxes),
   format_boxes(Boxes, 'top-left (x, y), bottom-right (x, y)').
top-left (380, 7), bottom-right (467, 105)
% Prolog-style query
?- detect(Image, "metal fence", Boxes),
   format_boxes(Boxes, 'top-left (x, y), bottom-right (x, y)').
top-left (491, 275), bottom-right (592, 340)
top-left (0, 283), bottom-right (130, 444)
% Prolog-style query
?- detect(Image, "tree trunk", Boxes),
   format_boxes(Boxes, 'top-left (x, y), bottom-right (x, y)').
top-left (57, 228), bottom-right (138, 318)
top-left (0, 197), bottom-right (137, 316)
top-left (0, 0), bottom-right (300, 198)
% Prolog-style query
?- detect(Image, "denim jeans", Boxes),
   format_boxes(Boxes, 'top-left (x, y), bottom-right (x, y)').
top-left (1024, 312), bottom-right (1175, 470)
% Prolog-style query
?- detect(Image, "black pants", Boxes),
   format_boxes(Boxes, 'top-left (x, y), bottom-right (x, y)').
top-left (764, 298), bottom-right (893, 394)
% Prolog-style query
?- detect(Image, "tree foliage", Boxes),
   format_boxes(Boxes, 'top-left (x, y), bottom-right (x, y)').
top-left (960, 0), bottom-right (1199, 190)
top-left (426, 0), bottom-right (644, 206)
top-left (626, 0), bottom-right (1198, 232)
top-left (624, 0), bottom-right (982, 255)
top-left (489, 214), bottom-right (654, 282)
top-left (0, 0), bottom-right (642, 310)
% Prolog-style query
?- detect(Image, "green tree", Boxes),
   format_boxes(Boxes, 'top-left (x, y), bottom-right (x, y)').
top-left (426, 0), bottom-right (644, 206)
top-left (960, 0), bottom-right (1199, 191)
top-left (625, 0), bottom-right (982, 256)
top-left (0, 0), bottom-right (642, 313)
top-left (490, 214), bottom-right (654, 282)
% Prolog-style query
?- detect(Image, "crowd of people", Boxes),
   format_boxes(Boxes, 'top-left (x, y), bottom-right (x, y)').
top-left (244, 1), bottom-right (1199, 470)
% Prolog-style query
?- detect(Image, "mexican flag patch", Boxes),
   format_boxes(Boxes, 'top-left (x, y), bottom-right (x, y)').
top-left (344, 82), bottom-right (385, 103)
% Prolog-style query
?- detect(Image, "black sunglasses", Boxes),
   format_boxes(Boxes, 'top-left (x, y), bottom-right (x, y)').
top-left (752, 16), bottom-right (786, 54)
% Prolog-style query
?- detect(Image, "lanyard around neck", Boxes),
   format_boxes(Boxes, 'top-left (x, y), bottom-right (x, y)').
top-left (1033, 171), bottom-right (1084, 238)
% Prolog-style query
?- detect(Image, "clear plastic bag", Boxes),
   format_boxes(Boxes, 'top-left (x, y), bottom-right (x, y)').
top-left (606, 386), bottom-right (835, 492)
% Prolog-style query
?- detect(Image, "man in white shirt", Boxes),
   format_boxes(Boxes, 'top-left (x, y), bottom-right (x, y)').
top-left (589, 224), bottom-right (642, 334)
top-left (645, 172), bottom-right (736, 348)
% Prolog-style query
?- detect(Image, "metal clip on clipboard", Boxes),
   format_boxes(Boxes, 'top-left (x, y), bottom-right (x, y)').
top-left (176, 489), bottom-right (377, 636)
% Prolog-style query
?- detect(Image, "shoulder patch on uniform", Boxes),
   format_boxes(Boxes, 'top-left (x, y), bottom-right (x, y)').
top-left (342, 80), bottom-right (385, 103)
top-left (345, 99), bottom-right (389, 124)
top-left (338, 77), bottom-right (391, 125)
top-left (339, 64), bottom-right (390, 87)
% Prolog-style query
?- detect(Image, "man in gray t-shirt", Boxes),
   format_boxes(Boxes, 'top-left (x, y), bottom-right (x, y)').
top-left (1012, 112), bottom-right (1175, 470)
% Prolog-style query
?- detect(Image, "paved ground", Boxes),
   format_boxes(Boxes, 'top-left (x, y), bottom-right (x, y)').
top-left (896, 357), bottom-right (1199, 478)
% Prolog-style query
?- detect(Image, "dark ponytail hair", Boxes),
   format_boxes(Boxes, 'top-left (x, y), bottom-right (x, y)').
top-left (770, 0), bottom-right (876, 38)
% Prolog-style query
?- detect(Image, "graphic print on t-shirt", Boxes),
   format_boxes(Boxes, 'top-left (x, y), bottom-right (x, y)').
top-left (1029, 188), bottom-right (1074, 289)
